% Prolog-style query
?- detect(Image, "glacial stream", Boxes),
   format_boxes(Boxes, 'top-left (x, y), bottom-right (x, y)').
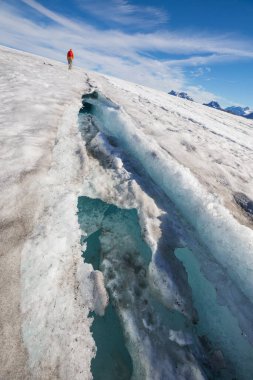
top-left (77, 91), bottom-right (253, 380)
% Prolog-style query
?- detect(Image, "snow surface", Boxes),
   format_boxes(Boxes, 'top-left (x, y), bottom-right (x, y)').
top-left (0, 45), bottom-right (253, 380)
top-left (0, 46), bottom-right (95, 379)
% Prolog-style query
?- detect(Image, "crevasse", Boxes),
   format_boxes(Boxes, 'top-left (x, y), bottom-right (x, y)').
top-left (77, 91), bottom-right (253, 380)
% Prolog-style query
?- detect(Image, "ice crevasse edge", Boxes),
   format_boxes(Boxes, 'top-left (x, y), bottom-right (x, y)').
top-left (84, 91), bottom-right (253, 305)
top-left (77, 91), bottom-right (253, 379)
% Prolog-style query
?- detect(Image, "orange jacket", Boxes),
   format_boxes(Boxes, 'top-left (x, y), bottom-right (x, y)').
top-left (67, 50), bottom-right (74, 59)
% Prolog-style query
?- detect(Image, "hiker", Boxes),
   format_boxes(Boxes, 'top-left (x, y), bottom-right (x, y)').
top-left (67, 49), bottom-right (74, 70)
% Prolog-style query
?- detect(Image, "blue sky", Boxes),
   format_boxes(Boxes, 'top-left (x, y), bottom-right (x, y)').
top-left (1, 0), bottom-right (253, 107)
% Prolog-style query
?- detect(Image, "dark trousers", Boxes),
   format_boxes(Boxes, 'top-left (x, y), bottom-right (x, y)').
top-left (67, 58), bottom-right (73, 70)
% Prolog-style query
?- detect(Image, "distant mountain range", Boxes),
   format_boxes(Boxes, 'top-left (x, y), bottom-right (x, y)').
top-left (168, 90), bottom-right (193, 101)
top-left (205, 103), bottom-right (253, 118)
top-left (225, 106), bottom-right (252, 117)
top-left (203, 101), bottom-right (222, 110)
top-left (168, 90), bottom-right (252, 120)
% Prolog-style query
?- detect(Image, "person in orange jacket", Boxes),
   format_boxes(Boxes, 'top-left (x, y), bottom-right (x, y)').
top-left (67, 49), bottom-right (74, 70)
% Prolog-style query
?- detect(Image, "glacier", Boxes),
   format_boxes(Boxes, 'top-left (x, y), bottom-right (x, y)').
top-left (77, 91), bottom-right (253, 379)
top-left (0, 45), bottom-right (253, 380)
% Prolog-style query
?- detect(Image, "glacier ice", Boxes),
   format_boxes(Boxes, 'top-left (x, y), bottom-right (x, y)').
top-left (176, 247), bottom-right (253, 379)
top-left (77, 91), bottom-right (253, 380)
top-left (77, 196), bottom-right (207, 380)
top-left (3, 46), bottom-right (253, 380)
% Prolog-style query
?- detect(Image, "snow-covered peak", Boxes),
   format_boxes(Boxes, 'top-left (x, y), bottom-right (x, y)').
top-left (168, 90), bottom-right (178, 96)
top-left (169, 91), bottom-right (252, 121)
top-left (225, 105), bottom-right (252, 116)
top-left (203, 100), bottom-right (222, 109)
top-left (168, 90), bottom-right (193, 101)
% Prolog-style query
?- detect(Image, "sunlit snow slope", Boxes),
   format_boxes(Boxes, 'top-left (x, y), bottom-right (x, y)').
top-left (0, 45), bottom-right (253, 380)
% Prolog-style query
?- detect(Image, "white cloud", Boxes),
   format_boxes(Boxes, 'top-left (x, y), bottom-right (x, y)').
top-left (17, 0), bottom-right (253, 61)
top-left (75, 0), bottom-right (168, 28)
top-left (190, 67), bottom-right (205, 78)
top-left (1, 0), bottom-right (253, 103)
top-left (16, 0), bottom-right (253, 62)
top-left (190, 67), bottom-right (212, 78)
top-left (186, 85), bottom-right (218, 103)
top-left (0, 2), bottom-right (182, 93)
